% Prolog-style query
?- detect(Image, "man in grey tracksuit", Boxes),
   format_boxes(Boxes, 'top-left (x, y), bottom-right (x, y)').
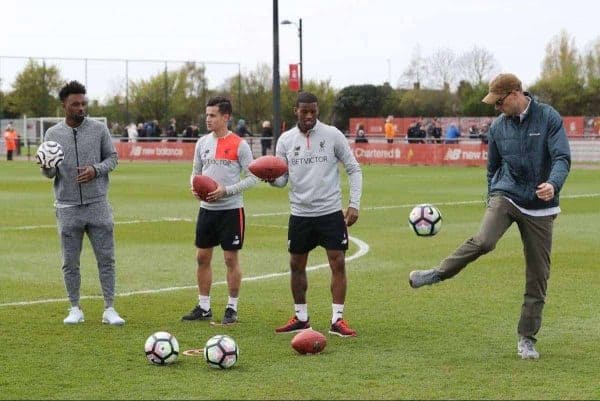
top-left (40, 80), bottom-right (124, 325)
top-left (409, 74), bottom-right (571, 360)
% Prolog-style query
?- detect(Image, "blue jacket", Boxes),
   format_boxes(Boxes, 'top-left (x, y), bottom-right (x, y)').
top-left (487, 95), bottom-right (571, 210)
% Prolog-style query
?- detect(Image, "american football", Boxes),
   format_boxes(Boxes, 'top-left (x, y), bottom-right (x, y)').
top-left (248, 155), bottom-right (288, 181)
top-left (192, 175), bottom-right (218, 201)
top-left (291, 329), bottom-right (327, 355)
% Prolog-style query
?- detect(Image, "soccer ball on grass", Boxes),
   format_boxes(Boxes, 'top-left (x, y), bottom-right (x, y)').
top-left (203, 334), bottom-right (239, 369)
top-left (408, 204), bottom-right (442, 236)
top-left (144, 331), bottom-right (179, 365)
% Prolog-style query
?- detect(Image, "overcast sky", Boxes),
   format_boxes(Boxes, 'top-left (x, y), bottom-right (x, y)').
top-left (2, 0), bottom-right (598, 100)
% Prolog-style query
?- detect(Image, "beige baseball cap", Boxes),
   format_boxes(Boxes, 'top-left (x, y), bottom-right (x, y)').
top-left (482, 73), bottom-right (522, 104)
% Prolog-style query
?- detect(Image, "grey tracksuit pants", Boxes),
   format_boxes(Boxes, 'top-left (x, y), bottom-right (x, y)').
top-left (437, 195), bottom-right (555, 340)
top-left (56, 200), bottom-right (116, 308)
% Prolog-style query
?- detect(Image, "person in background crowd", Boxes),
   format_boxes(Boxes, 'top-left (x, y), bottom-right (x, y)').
top-left (236, 119), bottom-right (252, 137)
top-left (407, 121), bottom-right (426, 144)
top-left (408, 73), bottom-right (571, 361)
top-left (355, 123), bottom-right (368, 143)
top-left (468, 124), bottom-right (480, 139)
top-left (384, 115), bottom-right (395, 144)
top-left (260, 120), bottom-right (273, 156)
top-left (183, 124), bottom-right (200, 142)
top-left (136, 123), bottom-right (145, 140)
top-left (126, 122), bottom-right (138, 143)
top-left (166, 118), bottom-right (177, 142)
top-left (432, 118), bottom-right (443, 144)
top-left (444, 123), bottom-right (460, 144)
top-left (3, 124), bottom-right (18, 161)
top-left (479, 122), bottom-right (490, 144)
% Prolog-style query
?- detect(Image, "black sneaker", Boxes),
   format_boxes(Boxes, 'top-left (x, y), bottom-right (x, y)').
top-left (181, 305), bottom-right (212, 321)
top-left (221, 307), bottom-right (238, 325)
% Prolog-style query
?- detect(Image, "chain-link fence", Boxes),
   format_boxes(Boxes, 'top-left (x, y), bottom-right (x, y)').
top-left (0, 55), bottom-right (241, 126)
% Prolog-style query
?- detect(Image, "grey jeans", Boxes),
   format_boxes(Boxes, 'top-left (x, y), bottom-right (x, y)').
top-left (56, 200), bottom-right (116, 308)
top-left (437, 195), bottom-right (555, 340)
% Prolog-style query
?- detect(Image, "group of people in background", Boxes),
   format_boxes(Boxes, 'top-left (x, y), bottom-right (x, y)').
top-left (118, 116), bottom-right (273, 153)
top-left (355, 116), bottom-right (491, 144)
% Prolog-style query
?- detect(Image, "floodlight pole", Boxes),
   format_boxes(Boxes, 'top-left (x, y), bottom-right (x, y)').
top-left (281, 18), bottom-right (303, 92)
top-left (273, 0), bottom-right (282, 152)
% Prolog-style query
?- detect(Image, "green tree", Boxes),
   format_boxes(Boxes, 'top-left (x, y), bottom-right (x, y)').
top-left (398, 89), bottom-right (455, 117)
top-left (7, 59), bottom-right (64, 117)
top-left (456, 80), bottom-right (491, 116)
top-left (88, 97), bottom-right (127, 126)
top-left (457, 46), bottom-right (498, 85)
top-left (126, 63), bottom-right (209, 129)
top-left (530, 30), bottom-right (585, 115)
top-left (331, 84), bottom-right (392, 130)
top-left (225, 63), bottom-right (272, 134)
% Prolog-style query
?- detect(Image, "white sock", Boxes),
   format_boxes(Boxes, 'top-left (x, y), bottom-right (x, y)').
top-left (332, 303), bottom-right (344, 325)
top-left (198, 295), bottom-right (211, 311)
top-left (294, 304), bottom-right (308, 322)
top-left (227, 296), bottom-right (238, 312)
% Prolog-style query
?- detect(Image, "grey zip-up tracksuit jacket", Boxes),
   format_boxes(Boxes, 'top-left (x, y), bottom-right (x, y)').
top-left (42, 118), bottom-right (118, 205)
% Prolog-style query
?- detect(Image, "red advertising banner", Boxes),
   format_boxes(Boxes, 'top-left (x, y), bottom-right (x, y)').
top-left (350, 143), bottom-right (488, 167)
top-left (563, 116), bottom-right (584, 137)
top-left (114, 141), bottom-right (197, 161)
top-left (289, 64), bottom-right (300, 92)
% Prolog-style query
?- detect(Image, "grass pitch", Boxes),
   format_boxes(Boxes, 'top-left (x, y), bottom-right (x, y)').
top-left (0, 161), bottom-right (598, 400)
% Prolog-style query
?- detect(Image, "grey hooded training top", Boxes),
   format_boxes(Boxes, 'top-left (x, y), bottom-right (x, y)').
top-left (272, 120), bottom-right (362, 217)
top-left (41, 118), bottom-right (118, 206)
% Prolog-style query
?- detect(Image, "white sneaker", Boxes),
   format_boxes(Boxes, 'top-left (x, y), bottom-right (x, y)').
top-left (409, 268), bottom-right (441, 288)
top-left (102, 307), bottom-right (125, 326)
top-left (63, 306), bottom-right (85, 324)
top-left (517, 336), bottom-right (540, 360)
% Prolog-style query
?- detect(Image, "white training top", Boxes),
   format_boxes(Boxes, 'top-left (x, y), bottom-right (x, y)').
top-left (272, 120), bottom-right (362, 217)
top-left (191, 131), bottom-right (257, 210)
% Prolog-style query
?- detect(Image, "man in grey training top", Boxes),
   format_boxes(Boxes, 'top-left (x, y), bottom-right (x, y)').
top-left (40, 80), bottom-right (125, 326)
top-left (271, 91), bottom-right (363, 337)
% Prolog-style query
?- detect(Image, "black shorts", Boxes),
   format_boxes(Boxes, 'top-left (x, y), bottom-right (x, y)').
top-left (288, 211), bottom-right (348, 254)
top-left (195, 207), bottom-right (245, 250)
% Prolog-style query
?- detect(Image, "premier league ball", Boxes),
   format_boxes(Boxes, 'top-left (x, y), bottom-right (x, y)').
top-left (144, 331), bottom-right (179, 365)
top-left (408, 204), bottom-right (443, 236)
top-left (203, 334), bottom-right (239, 369)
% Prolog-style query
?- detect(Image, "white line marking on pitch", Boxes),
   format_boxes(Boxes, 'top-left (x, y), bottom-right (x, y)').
top-left (1, 192), bottom-right (597, 307)
top-left (0, 236), bottom-right (370, 308)
top-left (3, 193), bottom-right (597, 231)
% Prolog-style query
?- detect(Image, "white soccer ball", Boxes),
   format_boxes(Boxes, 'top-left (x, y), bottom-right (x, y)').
top-left (36, 141), bottom-right (64, 168)
top-left (408, 204), bottom-right (443, 236)
top-left (203, 334), bottom-right (239, 369)
top-left (144, 331), bottom-right (179, 365)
